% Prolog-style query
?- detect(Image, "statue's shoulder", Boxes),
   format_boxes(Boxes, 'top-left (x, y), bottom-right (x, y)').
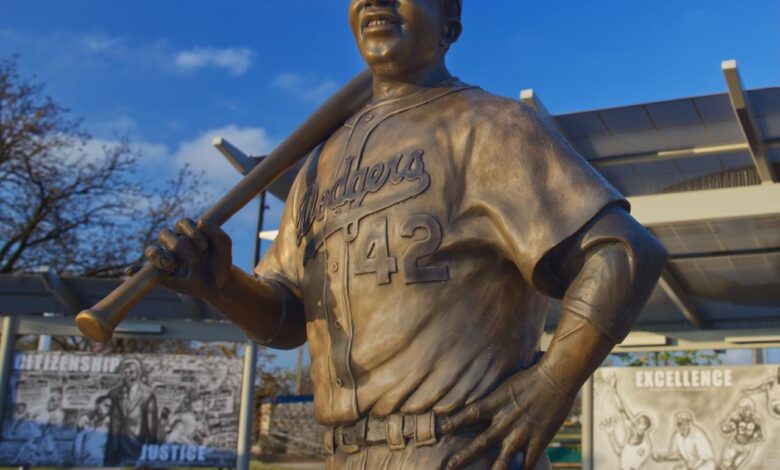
top-left (443, 86), bottom-right (538, 130)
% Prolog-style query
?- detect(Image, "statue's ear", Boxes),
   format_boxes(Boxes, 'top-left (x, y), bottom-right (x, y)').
top-left (442, 19), bottom-right (462, 47)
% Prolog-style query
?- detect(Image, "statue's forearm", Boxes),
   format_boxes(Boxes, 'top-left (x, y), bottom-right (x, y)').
top-left (207, 266), bottom-right (306, 349)
top-left (539, 229), bottom-right (666, 393)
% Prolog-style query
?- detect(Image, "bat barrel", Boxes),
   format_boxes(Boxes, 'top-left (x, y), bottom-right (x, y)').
top-left (75, 263), bottom-right (165, 342)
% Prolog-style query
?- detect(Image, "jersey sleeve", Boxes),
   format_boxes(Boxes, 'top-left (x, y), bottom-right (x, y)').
top-left (253, 163), bottom-right (306, 300)
top-left (461, 100), bottom-right (628, 297)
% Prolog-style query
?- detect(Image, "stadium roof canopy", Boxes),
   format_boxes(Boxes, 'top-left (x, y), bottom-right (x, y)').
top-left (1, 61), bottom-right (778, 349)
top-left (529, 61), bottom-right (780, 339)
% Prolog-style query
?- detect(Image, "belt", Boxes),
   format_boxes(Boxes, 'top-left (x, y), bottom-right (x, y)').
top-left (324, 411), bottom-right (442, 455)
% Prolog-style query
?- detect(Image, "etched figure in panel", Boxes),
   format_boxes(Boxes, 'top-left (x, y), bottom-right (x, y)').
top-left (105, 358), bottom-right (158, 466)
top-left (600, 374), bottom-right (654, 470)
top-left (718, 397), bottom-right (764, 470)
top-left (654, 411), bottom-right (716, 470)
top-left (72, 395), bottom-right (112, 467)
top-left (743, 365), bottom-right (780, 418)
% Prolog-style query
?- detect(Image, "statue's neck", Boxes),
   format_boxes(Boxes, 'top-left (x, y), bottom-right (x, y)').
top-left (371, 60), bottom-right (455, 103)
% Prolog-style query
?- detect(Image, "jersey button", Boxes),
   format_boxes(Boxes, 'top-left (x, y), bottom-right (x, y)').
top-left (330, 262), bottom-right (339, 273)
top-left (334, 320), bottom-right (342, 329)
top-left (364, 113), bottom-right (374, 122)
top-left (333, 207), bottom-right (342, 216)
top-left (336, 378), bottom-right (344, 388)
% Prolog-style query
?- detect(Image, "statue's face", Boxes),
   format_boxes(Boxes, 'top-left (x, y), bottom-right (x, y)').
top-left (349, 0), bottom-right (446, 77)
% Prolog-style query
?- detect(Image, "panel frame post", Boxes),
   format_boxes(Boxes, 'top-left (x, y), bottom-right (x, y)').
top-left (0, 316), bottom-right (17, 433)
top-left (581, 377), bottom-right (594, 470)
top-left (236, 341), bottom-right (258, 470)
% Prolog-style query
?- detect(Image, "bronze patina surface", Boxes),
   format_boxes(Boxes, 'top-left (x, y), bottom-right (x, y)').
top-left (143, 1), bottom-right (667, 469)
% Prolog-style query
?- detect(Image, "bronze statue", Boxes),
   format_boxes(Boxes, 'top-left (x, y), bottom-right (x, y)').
top-left (80, 0), bottom-right (667, 468)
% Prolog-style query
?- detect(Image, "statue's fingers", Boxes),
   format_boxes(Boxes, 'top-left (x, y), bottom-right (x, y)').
top-left (491, 424), bottom-right (529, 470)
top-left (159, 228), bottom-right (195, 265)
top-left (442, 391), bottom-right (505, 434)
top-left (446, 421), bottom-right (508, 470)
top-left (125, 264), bottom-right (142, 276)
top-left (522, 437), bottom-right (546, 470)
top-left (176, 218), bottom-right (208, 252)
top-left (197, 220), bottom-right (231, 256)
top-left (158, 228), bottom-right (179, 252)
top-left (144, 245), bottom-right (177, 273)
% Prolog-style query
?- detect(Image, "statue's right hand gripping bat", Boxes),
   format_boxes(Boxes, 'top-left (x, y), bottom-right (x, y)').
top-left (75, 70), bottom-right (373, 342)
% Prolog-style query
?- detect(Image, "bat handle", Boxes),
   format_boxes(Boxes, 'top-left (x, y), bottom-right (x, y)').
top-left (75, 263), bottom-right (166, 342)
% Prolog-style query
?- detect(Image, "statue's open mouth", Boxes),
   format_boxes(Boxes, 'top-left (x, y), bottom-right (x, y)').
top-left (363, 13), bottom-right (400, 33)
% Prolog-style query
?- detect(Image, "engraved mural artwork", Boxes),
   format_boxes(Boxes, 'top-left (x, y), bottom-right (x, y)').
top-left (0, 352), bottom-right (242, 468)
top-left (594, 366), bottom-right (780, 470)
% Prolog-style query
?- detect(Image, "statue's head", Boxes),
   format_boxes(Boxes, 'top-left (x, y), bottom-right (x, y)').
top-left (349, 0), bottom-right (462, 79)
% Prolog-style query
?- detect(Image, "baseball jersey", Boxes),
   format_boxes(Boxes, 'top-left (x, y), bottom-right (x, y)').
top-left (256, 80), bottom-right (626, 426)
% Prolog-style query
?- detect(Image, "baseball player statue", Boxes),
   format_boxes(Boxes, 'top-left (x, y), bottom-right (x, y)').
top-left (144, 1), bottom-right (667, 468)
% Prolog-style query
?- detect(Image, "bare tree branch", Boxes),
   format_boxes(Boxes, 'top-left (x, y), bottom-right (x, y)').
top-left (0, 55), bottom-right (210, 278)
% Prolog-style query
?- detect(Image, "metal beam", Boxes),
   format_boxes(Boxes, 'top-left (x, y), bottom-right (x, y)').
top-left (591, 142), bottom-right (751, 168)
top-left (15, 316), bottom-right (248, 342)
top-left (658, 268), bottom-right (706, 329)
top-left (520, 88), bottom-right (561, 132)
top-left (543, 327), bottom-right (780, 352)
top-left (0, 273), bottom-right (225, 321)
top-left (39, 268), bottom-right (82, 316)
top-left (212, 137), bottom-right (301, 201)
top-left (670, 246), bottom-right (780, 262)
top-left (212, 137), bottom-right (260, 176)
top-left (628, 183), bottom-right (780, 226)
top-left (722, 60), bottom-right (777, 183)
top-left (520, 89), bottom-right (552, 118)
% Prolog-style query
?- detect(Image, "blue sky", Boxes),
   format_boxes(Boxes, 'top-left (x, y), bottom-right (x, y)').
top-left (2, 0), bottom-right (778, 367)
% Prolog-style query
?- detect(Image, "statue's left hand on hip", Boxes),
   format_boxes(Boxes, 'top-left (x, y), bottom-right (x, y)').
top-left (442, 365), bottom-right (574, 470)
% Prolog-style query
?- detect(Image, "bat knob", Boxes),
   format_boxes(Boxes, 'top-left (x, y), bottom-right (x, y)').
top-left (76, 310), bottom-right (115, 343)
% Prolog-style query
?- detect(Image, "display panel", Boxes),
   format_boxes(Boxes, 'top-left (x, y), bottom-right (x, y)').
top-left (594, 365), bottom-right (780, 470)
top-left (0, 352), bottom-right (242, 468)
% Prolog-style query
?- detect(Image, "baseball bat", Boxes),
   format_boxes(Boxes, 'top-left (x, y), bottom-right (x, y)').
top-left (75, 69), bottom-right (373, 342)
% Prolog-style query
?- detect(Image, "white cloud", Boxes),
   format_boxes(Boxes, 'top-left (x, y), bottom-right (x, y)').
top-left (80, 33), bottom-right (125, 54)
top-left (174, 47), bottom-right (255, 76)
top-left (81, 138), bottom-right (168, 166)
top-left (77, 124), bottom-right (274, 190)
top-left (271, 73), bottom-right (338, 103)
top-left (90, 116), bottom-right (138, 136)
top-left (2, 29), bottom-right (255, 77)
top-left (172, 125), bottom-right (275, 191)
